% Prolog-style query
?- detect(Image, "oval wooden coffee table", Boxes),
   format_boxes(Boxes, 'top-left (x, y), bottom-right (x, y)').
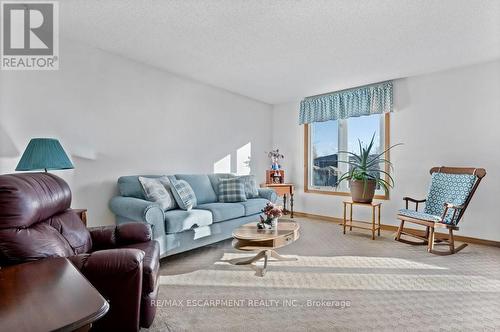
top-left (230, 219), bottom-right (300, 276)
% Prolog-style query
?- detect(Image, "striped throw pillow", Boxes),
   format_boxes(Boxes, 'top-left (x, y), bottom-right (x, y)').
top-left (138, 176), bottom-right (177, 211)
top-left (218, 178), bottom-right (247, 203)
top-left (168, 177), bottom-right (197, 211)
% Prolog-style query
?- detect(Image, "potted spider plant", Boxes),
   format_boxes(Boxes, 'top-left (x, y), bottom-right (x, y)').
top-left (336, 133), bottom-right (400, 203)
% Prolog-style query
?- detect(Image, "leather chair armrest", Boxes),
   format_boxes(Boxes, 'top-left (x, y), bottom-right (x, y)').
top-left (88, 223), bottom-right (152, 251)
top-left (75, 248), bottom-right (144, 276)
top-left (116, 223), bottom-right (152, 245)
top-left (69, 249), bottom-right (145, 331)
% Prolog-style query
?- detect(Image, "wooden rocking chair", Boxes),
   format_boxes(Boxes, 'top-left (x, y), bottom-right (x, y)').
top-left (395, 167), bottom-right (486, 255)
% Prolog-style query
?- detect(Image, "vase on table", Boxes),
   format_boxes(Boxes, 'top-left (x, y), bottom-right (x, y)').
top-left (270, 217), bottom-right (278, 229)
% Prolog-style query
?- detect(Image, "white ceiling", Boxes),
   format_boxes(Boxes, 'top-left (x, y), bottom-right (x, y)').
top-left (61, 0), bottom-right (500, 104)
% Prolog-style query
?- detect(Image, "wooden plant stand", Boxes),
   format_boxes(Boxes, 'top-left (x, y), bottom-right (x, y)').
top-left (343, 201), bottom-right (381, 240)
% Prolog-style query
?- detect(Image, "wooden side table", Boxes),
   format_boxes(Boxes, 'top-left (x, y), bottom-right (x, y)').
top-left (260, 183), bottom-right (294, 218)
top-left (342, 201), bottom-right (381, 240)
top-left (0, 258), bottom-right (109, 332)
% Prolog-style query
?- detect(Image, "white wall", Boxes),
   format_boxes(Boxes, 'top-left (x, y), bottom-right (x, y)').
top-left (0, 39), bottom-right (273, 226)
top-left (272, 60), bottom-right (500, 241)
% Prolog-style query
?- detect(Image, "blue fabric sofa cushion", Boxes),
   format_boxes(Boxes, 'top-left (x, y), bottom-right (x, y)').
top-left (397, 209), bottom-right (442, 222)
top-left (195, 202), bottom-right (245, 223)
top-left (239, 198), bottom-right (269, 216)
top-left (118, 175), bottom-right (163, 199)
top-left (175, 174), bottom-right (218, 204)
top-left (164, 209), bottom-right (213, 234)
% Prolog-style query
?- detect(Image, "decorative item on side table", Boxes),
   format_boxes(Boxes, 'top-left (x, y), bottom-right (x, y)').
top-left (257, 202), bottom-right (283, 229)
top-left (266, 149), bottom-right (284, 184)
top-left (336, 133), bottom-right (401, 203)
top-left (267, 148), bottom-right (284, 171)
top-left (266, 170), bottom-right (285, 184)
top-left (15, 138), bottom-right (74, 172)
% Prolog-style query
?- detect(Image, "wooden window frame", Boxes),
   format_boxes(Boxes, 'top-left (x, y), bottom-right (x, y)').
top-left (303, 113), bottom-right (391, 200)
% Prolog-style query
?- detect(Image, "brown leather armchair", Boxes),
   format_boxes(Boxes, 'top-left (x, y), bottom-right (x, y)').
top-left (0, 172), bottom-right (159, 332)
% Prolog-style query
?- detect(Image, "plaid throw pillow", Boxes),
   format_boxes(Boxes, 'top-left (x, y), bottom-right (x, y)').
top-left (238, 175), bottom-right (259, 199)
top-left (168, 177), bottom-right (197, 210)
top-left (218, 178), bottom-right (247, 203)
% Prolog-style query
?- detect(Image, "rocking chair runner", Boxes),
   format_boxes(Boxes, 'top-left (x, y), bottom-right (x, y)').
top-left (395, 167), bottom-right (486, 255)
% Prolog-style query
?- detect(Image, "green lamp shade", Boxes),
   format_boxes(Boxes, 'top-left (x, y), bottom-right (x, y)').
top-left (15, 138), bottom-right (74, 171)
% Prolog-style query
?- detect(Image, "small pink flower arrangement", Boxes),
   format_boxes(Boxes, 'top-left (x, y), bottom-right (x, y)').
top-left (262, 202), bottom-right (283, 220)
top-left (262, 202), bottom-right (283, 219)
top-left (258, 203), bottom-right (283, 229)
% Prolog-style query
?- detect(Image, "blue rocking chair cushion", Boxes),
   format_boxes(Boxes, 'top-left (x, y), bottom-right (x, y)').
top-left (397, 209), bottom-right (442, 222)
top-left (423, 173), bottom-right (476, 224)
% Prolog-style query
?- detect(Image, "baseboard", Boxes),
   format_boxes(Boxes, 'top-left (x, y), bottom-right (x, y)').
top-left (293, 211), bottom-right (500, 248)
top-left (294, 211), bottom-right (341, 223)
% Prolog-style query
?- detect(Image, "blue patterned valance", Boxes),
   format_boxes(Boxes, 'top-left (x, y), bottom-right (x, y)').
top-left (299, 81), bottom-right (393, 124)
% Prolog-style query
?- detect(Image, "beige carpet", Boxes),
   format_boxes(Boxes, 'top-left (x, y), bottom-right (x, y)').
top-left (146, 217), bottom-right (500, 331)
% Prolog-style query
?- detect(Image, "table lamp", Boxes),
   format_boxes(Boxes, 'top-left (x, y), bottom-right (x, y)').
top-left (15, 138), bottom-right (74, 172)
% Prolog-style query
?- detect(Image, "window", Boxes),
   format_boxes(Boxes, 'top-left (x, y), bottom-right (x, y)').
top-left (304, 113), bottom-right (390, 199)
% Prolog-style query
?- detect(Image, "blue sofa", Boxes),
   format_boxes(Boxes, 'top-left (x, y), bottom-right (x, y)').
top-left (109, 174), bottom-right (277, 257)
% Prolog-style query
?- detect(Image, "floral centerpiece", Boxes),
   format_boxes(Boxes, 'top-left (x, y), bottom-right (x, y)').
top-left (258, 202), bottom-right (283, 229)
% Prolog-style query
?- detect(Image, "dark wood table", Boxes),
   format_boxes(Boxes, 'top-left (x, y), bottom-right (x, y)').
top-left (0, 258), bottom-right (109, 332)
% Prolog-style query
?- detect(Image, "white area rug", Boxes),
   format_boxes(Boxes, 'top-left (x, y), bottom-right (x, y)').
top-left (146, 218), bottom-right (500, 331)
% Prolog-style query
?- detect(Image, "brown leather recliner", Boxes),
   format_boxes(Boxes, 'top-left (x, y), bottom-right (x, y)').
top-left (0, 172), bottom-right (160, 332)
